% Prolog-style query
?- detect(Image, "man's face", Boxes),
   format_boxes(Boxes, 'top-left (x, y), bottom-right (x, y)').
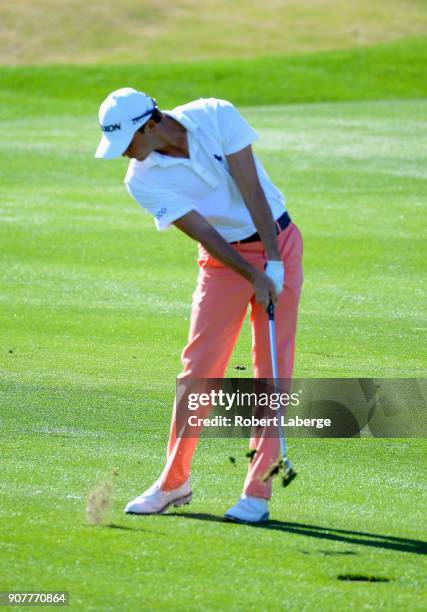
top-left (122, 121), bottom-right (155, 161)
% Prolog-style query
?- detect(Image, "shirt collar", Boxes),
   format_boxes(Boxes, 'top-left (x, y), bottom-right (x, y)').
top-left (164, 109), bottom-right (197, 132)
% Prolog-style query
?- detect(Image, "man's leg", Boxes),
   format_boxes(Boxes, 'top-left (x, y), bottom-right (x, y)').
top-left (244, 223), bottom-right (303, 499)
top-left (160, 255), bottom-right (256, 490)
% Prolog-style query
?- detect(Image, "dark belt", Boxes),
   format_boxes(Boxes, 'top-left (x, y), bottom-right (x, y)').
top-left (230, 211), bottom-right (291, 244)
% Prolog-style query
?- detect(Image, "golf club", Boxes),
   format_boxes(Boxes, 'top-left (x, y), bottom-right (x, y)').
top-left (266, 300), bottom-right (297, 487)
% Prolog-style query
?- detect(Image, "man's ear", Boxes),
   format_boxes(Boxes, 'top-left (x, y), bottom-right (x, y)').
top-left (145, 119), bottom-right (157, 132)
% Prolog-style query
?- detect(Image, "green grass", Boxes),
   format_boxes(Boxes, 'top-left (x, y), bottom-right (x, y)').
top-left (1, 0), bottom-right (426, 65)
top-left (1, 42), bottom-right (426, 609)
top-left (1, 98), bottom-right (426, 379)
top-left (1, 95), bottom-right (426, 609)
top-left (1, 434), bottom-right (426, 610)
top-left (1, 37), bottom-right (427, 119)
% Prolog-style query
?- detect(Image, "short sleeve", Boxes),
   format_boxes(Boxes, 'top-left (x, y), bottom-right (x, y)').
top-left (125, 180), bottom-right (195, 230)
top-left (215, 99), bottom-right (259, 155)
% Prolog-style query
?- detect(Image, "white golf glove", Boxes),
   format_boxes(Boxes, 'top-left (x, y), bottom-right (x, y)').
top-left (265, 260), bottom-right (285, 295)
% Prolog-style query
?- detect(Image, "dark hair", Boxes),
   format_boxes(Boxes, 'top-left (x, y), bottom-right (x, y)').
top-left (138, 106), bottom-right (162, 133)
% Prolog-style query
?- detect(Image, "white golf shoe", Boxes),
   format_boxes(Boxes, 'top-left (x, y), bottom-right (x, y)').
top-left (124, 479), bottom-right (192, 515)
top-left (224, 494), bottom-right (269, 524)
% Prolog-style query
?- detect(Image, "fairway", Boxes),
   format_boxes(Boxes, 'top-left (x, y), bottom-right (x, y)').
top-left (1, 94), bottom-right (426, 609)
top-left (1, 99), bottom-right (426, 380)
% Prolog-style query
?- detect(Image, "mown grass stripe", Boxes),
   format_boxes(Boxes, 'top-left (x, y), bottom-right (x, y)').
top-left (0, 37), bottom-right (426, 119)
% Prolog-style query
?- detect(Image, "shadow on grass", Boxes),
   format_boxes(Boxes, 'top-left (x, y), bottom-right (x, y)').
top-left (85, 522), bottom-right (166, 535)
top-left (164, 512), bottom-right (427, 555)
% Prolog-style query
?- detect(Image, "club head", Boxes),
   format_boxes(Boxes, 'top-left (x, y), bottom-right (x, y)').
top-left (282, 467), bottom-right (297, 487)
top-left (261, 458), bottom-right (298, 486)
top-left (261, 459), bottom-right (282, 482)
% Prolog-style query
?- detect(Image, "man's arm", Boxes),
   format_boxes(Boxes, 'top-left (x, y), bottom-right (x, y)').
top-left (226, 145), bottom-right (280, 261)
top-left (173, 210), bottom-right (277, 308)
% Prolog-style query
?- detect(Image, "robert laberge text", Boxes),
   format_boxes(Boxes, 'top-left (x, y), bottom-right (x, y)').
top-left (188, 415), bottom-right (332, 429)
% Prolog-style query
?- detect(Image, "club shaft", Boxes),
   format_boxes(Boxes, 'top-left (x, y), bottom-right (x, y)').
top-left (268, 309), bottom-right (287, 459)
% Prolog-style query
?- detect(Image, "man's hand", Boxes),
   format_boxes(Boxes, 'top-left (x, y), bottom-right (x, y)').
top-left (252, 269), bottom-right (278, 309)
top-left (265, 260), bottom-right (285, 295)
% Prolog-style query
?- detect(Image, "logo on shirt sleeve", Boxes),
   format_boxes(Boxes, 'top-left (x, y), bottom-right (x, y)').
top-left (155, 207), bottom-right (167, 220)
top-left (214, 154), bottom-right (223, 162)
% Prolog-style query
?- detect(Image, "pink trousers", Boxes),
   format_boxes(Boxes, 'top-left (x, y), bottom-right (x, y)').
top-left (159, 222), bottom-right (303, 500)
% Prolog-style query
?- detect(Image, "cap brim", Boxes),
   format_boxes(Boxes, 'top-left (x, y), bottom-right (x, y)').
top-left (94, 131), bottom-right (134, 159)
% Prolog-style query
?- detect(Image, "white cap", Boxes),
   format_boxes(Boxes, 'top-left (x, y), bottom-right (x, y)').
top-left (95, 87), bottom-right (157, 159)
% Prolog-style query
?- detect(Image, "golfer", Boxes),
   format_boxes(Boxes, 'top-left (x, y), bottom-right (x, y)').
top-left (95, 88), bottom-right (303, 523)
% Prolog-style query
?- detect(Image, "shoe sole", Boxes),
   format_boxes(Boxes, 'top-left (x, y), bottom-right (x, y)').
top-left (125, 492), bottom-right (192, 515)
top-left (224, 511), bottom-right (269, 524)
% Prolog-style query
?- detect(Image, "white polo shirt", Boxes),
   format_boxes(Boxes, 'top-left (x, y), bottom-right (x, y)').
top-left (124, 98), bottom-right (286, 243)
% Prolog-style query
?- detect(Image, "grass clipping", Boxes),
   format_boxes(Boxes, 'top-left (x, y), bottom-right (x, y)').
top-left (86, 469), bottom-right (118, 525)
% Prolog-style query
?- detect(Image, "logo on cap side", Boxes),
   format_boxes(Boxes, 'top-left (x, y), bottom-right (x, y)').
top-left (101, 123), bottom-right (121, 132)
